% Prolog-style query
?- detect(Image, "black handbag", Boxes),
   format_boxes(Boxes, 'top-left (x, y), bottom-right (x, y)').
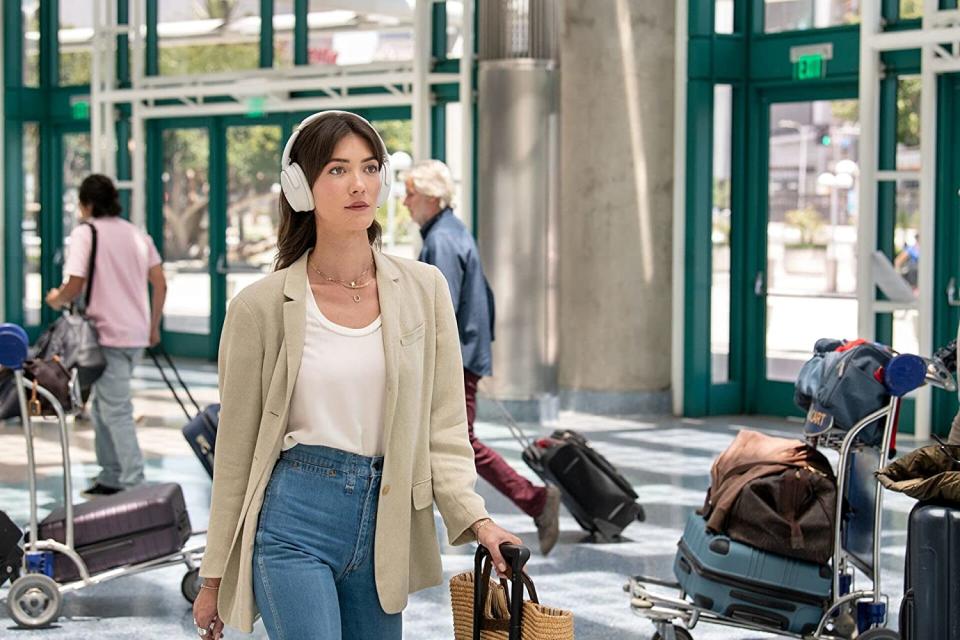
top-left (33, 222), bottom-right (106, 396)
top-left (0, 356), bottom-right (73, 419)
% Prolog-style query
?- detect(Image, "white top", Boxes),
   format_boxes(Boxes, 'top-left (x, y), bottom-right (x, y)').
top-left (283, 283), bottom-right (387, 456)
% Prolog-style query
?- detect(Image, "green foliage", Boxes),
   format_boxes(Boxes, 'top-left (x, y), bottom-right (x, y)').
top-left (898, 78), bottom-right (921, 149)
top-left (376, 120), bottom-right (413, 155)
top-left (785, 207), bottom-right (824, 246)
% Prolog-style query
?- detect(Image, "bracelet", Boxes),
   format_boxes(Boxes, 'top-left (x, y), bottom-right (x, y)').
top-left (200, 583), bottom-right (220, 591)
top-left (473, 518), bottom-right (493, 536)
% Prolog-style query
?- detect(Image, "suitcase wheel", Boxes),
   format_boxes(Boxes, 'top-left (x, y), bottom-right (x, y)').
top-left (181, 567), bottom-right (202, 604)
top-left (6, 573), bottom-right (62, 628)
top-left (652, 625), bottom-right (693, 640)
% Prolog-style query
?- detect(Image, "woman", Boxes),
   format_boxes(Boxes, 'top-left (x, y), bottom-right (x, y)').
top-left (45, 174), bottom-right (166, 497)
top-left (192, 111), bottom-right (520, 640)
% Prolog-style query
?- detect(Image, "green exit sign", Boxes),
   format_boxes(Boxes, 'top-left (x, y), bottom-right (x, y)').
top-left (71, 100), bottom-right (90, 120)
top-left (794, 53), bottom-right (825, 81)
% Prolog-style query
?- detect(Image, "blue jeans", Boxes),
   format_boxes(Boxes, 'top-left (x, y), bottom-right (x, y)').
top-left (91, 347), bottom-right (144, 489)
top-left (253, 444), bottom-right (402, 640)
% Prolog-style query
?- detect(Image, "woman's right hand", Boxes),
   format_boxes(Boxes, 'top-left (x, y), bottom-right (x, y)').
top-left (192, 581), bottom-right (224, 640)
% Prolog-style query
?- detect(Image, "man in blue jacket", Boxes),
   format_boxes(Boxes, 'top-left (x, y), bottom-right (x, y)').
top-left (403, 160), bottom-right (560, 555)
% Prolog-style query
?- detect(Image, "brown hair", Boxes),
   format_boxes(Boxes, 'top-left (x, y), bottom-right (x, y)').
top-left (79, 174), bottom-right (122, 218)
top-left (275, 112), bottom-right (385, 271)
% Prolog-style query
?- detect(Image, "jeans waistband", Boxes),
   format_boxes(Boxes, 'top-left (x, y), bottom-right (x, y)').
top-left (280, 444), bottom-right (384, 477)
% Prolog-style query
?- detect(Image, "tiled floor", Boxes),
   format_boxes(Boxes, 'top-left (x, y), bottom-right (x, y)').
top-left (0, 360), bottom-right (919, 639)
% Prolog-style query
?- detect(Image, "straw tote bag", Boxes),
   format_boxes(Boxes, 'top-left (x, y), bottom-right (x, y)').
top-left (449, 544), bottom-right (574, 640)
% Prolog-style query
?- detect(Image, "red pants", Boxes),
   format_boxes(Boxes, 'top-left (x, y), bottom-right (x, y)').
top-left (464, 370), bottom-right (546, 518)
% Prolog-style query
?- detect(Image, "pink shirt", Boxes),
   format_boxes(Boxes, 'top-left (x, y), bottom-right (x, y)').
top-left (63, 217), bottom-right (162, 348)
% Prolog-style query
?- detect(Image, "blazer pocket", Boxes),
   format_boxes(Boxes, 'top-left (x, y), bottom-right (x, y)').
top-left (400, 323), bottom-right (426, 347)
top-left (412, 477), bottom-right (433, 510)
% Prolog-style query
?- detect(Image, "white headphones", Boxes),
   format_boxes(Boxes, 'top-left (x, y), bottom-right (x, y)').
top-left (279, 110), bottom-right (393, 213)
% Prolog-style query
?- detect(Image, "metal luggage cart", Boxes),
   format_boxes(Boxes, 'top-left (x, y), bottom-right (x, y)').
top-left (0, 323), bottom-right (206, 629)
top-left (625, 356), bottom-right (957, 640)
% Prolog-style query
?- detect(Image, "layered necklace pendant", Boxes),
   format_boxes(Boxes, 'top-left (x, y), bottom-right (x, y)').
top-left (312, 261), bottom-right (373, 304)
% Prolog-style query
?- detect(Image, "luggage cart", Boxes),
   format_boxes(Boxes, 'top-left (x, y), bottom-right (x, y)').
top-left (625, 356), bottom-right (956, 640)
top-left (0, 323), bottom-right (206, 629)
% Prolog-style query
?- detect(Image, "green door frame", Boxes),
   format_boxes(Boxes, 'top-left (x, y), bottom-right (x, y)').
top-left (931, 74), bottom-right (960, 435)
top-left (682, 0), bottom-right (937, 425)
top-left (745, 81), bottom-right (858, 417)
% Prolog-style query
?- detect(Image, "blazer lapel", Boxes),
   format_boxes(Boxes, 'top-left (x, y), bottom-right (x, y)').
top-left (282, 252), bottom-right (309, 409)
top-left (375, 251), bottom-right (402, 451)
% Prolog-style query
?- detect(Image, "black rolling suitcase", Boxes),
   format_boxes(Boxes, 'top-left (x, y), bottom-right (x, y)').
top-left (522, 429), bottom-right (645, 540)
top-left (37, 483), bottom-right (191, 582)
top-left (900, 502), bottom-right (960, 640)
top-left (147, 346), bottom-right (220, 477)
top-left (1, 508), bottom-right (23, 586)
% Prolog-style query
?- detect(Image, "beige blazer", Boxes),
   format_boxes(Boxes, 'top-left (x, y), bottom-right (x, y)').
top-left (199, 250), bottom-right (489, 632)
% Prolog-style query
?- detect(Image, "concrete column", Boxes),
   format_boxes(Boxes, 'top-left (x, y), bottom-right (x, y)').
top-left (557, 0), bottom-right (675, 413)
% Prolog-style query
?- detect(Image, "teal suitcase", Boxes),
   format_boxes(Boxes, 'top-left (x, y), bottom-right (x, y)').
top-left (674, 513), bottom-right (832, 635)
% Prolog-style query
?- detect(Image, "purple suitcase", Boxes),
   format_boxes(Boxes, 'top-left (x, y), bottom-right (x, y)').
top-left (37, 483), bottom-right (191, 582)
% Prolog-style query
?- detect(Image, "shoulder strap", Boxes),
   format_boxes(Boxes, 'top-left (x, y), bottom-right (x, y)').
top-left (82, 222), bottom-right (97, 307)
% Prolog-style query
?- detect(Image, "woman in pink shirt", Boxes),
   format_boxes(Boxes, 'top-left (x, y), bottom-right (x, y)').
top-left (45, 174), bottom-right (167, 497)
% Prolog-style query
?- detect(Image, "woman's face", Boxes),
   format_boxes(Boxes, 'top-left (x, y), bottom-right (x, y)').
top-left (311, 133), bottom-right (381, 234)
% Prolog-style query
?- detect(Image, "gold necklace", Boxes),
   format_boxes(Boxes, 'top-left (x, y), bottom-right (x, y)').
top-left (311, 261), bottom-right (374, 303)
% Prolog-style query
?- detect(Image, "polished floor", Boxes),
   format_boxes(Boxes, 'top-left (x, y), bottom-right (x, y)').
top-left (0, 359), bottom-right (920, 639)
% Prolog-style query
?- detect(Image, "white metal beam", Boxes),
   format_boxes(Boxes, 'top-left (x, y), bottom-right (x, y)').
top-left (671, 0), bottom-right (688, 416)
top-left (459, 0), bottom-right (474, 231)
top-left (412, 0), bottom-right (433, 160)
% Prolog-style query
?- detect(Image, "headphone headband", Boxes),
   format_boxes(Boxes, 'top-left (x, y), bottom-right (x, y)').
top-left (280, 110), bottom-right (387, 170)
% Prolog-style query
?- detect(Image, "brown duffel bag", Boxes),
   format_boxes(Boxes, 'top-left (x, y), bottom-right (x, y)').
top-left (701, 430), bottom-right (838, 565)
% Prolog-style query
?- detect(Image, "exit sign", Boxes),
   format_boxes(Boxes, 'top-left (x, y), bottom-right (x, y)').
top-left (795, 54), bottom-right (825, 81)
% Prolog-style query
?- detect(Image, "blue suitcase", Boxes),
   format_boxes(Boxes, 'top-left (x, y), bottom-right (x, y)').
top-left (147, 347), bottom-right (220, 478)
top-left (674, 513), bottom-right (831, 635)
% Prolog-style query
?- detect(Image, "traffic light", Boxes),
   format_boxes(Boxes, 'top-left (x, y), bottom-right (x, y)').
top-left (817, 125), bottom-right (832, 146)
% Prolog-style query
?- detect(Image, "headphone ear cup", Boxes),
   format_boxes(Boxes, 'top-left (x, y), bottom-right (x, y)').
top-left (377, 160), bottom-right (393, 208)
top-left (280, 163), bottom-right (314, 213)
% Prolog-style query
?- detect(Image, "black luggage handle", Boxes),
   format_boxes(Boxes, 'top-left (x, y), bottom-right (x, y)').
top-left (473, 543), bottom-right (538, 640)
top-left (146, 345), bottom-right (206, 423)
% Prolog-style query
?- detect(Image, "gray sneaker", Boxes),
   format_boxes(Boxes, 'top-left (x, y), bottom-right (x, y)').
top-left (534, 485), bottom-right (561, 555)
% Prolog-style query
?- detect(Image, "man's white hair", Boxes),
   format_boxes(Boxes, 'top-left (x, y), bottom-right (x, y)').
top-left (402, 159), bottom-right (456, 209)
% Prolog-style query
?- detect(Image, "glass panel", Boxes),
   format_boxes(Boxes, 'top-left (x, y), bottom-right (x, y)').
top-left (23, 1), bottom-right (39, 87)
top-left (158, 0), bottom-right (261, 75)
top-left (162, 129), bottom-right (210, 334)
top-left (446, 1), bottom-right (464, 57)
top-left (274, 0), bottom-right (295, 68)
top-left (894, 180), bottom-right (920, 296)
top-left (376, 120), bottom-right (416, 259)
top-left (307, 2), bottom-right (413, 66)
top-left (712, 86), bottom-right (733, 383)
top-left (61, 132), bottom-right (92, 260)
top-left (23, 124), bottom-right (41, 326)
top-left (893, 310), bottom-right (920, 356)
top-left (59, 2), bottom-right (93, 85)
top-left (900, 0), bottom-right (922, 18)
top-left (226, 125), bottom-right (282, 305)
top-left (767, 100), bottom-right (859, 381)
top-left (716, 0), bottom-right (735, 33)
top-left (764, 0), bottom-right (859, 33)
top-left (897, 77), bottom-right (921, 171)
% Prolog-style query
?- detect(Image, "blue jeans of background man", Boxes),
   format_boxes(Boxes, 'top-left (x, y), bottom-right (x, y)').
top-left (91, 346), bottom-right (145, 489)
top-left (253, 444), bottom-right (402, 640)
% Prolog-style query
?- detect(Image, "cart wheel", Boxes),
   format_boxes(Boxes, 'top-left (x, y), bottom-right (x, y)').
top-left (181, 568), bottom-right (202, 604)
top-left (856, 629), bottom-right (900, 640)
top-left (652, 626), bottom-right (693, 640)
top-left (5, 574), bottom-right (63, 628)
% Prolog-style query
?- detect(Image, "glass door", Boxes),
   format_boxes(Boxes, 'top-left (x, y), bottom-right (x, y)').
top-left (749, 89), bottom-right (860, 414)
top-left (223, 121), bottom-right (283, 306)
top-left (158, 125), bottom-right (212, 354)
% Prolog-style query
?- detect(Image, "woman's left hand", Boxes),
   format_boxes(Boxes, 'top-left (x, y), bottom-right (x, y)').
top-left (475, 520), bottom-right (523, 578)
